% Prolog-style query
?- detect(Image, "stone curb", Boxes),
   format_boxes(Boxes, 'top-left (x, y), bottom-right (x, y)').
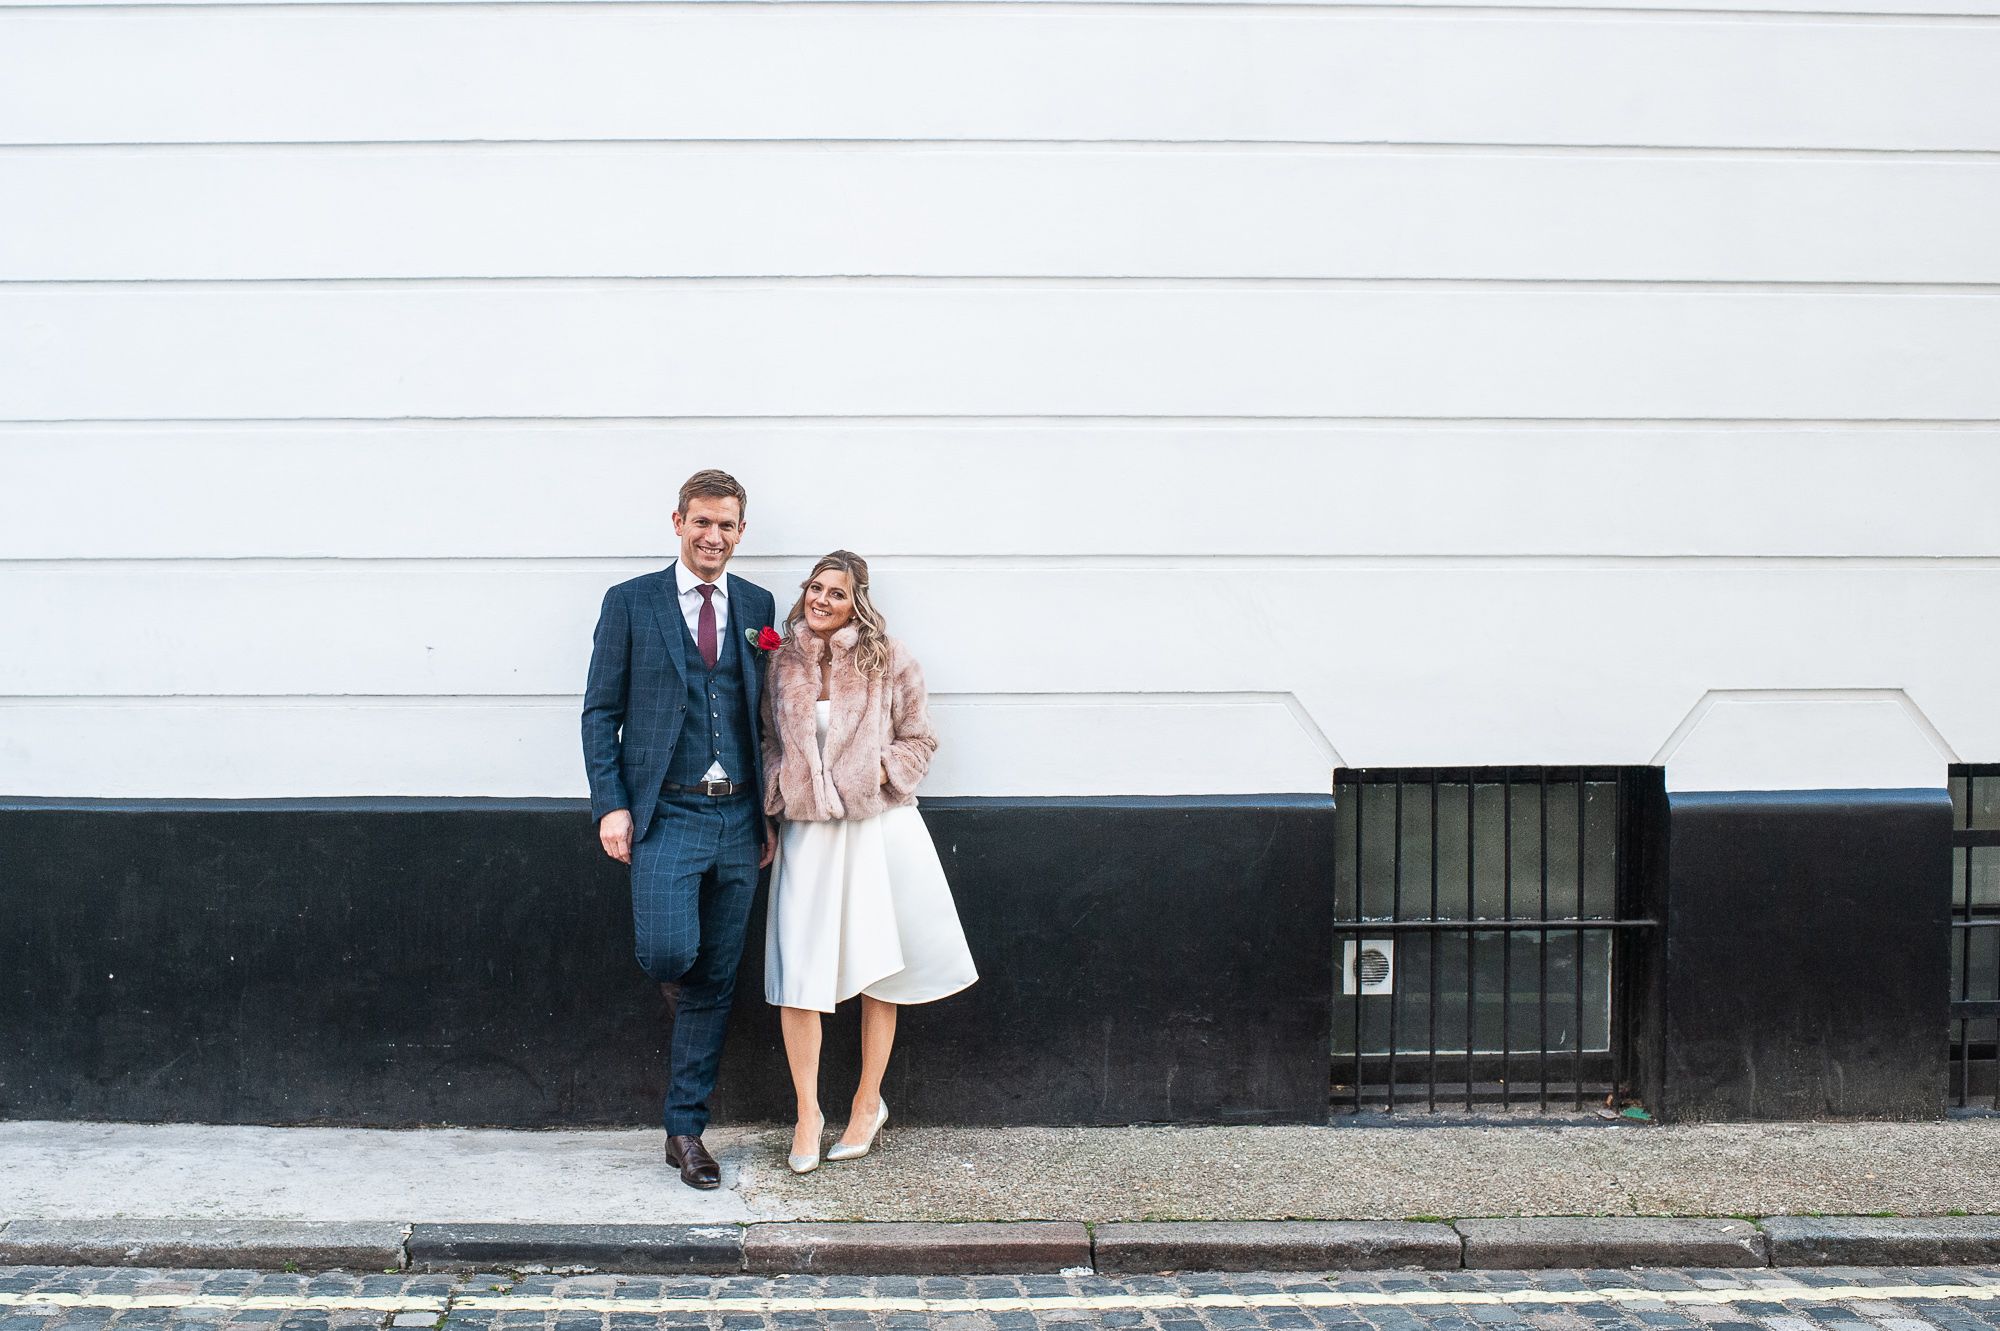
top-left (1456, 1218), bottom-right (1766, 1270)
top-left (0, 1220), bottom-right (408, 1272)
top-left (407, 1224), bottom-right (744, 1274)
top-left (1759, 1216), bottom-right (2000, 1267)
top-left (6, 1215), bottom-right (2000, 1274)
top-left (745, 1222), bottom-right (1090, 1275)
top-left (1095, 1221), bottom-right (1461, 1273)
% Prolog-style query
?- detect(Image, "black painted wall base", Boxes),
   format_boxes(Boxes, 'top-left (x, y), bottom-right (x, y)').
top-left (1658, 788), bottom-right (1952, 1122)
top-left (0, 795), bottom-right (1334, 1128)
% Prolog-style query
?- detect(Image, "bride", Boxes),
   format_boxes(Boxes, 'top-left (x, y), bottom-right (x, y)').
top-left (759, 550), bottom-right (978, 1173)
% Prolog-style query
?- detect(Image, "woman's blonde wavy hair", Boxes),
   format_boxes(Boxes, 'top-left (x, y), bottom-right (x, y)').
top-left (786, 550), bottom-right (891, 677)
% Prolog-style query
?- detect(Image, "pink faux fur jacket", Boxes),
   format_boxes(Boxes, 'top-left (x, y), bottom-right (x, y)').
top-left (761, 623), bottom-right (938, 823)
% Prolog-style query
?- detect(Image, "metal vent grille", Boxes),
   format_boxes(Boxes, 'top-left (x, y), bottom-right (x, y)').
top-left (1343, 939), bottom-right (1395, 995)
top-left (1333, 766), bottom-right (1657, 1114)
top-left (1950, 764), bottom-right (2000, 1110)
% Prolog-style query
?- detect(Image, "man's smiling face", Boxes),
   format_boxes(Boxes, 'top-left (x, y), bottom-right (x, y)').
top-left (672, 495), bottom-right (745, 581)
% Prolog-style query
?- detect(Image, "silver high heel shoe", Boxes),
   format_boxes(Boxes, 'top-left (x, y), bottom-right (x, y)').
top-left (826, 1099), bottom-right (888, 1162)
top-left (788, 1112), bottom-right (825, 1174)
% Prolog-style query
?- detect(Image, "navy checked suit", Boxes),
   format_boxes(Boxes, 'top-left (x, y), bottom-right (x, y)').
top-left (582, 562), bottom-right (779, 1137)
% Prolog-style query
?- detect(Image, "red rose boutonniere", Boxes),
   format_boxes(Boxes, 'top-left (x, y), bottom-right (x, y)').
top-left (746, 625), bottom-right (783, 652)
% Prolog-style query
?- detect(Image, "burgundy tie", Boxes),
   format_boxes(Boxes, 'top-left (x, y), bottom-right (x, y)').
top-left (695, 583), bottom-right (719, 670)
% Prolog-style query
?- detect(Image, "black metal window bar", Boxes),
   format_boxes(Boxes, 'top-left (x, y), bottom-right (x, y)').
top-left (1951, 764), bottom-right (2000, 1109)
top-left (1332, 767), bottom-right (1656, 1113)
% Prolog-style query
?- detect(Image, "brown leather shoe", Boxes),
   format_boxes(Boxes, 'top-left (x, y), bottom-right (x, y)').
top-left (659, 981), bottom-right (680, 1024)
top-left (665, 1133), bottom-right (721, 1189)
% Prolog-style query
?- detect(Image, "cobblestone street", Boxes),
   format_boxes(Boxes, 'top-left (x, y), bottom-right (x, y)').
top-left (6, 1267), bottom-right (2000, 1331)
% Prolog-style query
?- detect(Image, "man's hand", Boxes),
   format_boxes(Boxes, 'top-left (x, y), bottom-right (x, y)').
top-left (599, 808), bottom-right (633, 864)
top-left (760, 817), bottom-right (778, 869)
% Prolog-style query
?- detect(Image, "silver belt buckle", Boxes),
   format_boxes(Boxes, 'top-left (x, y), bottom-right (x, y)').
top-left (702, 779), bottom-right (729, 796)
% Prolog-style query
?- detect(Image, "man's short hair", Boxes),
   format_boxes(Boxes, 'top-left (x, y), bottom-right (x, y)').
top-left (677, 469), bottom-right (748, 520)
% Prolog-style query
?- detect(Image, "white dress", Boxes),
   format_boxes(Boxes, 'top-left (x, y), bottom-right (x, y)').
top-left (764, 700), bottom-right (980, 1013)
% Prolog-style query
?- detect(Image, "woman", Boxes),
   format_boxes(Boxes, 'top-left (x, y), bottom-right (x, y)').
top-left (760, 550), bottom-right (978, 1174)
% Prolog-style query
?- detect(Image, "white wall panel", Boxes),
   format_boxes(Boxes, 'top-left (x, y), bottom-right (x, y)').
top-left (1655, 689), bottom-right (1955, 791)
top-left (4, 7), bottom-right (1996, 150)
top-left (0, 697), bottom-right (584, 798)
top-left (0, 563), bottom-right (619, 697)
top-left (0, 693), bottom-right (1334, 798)
top-left (924, 693), bottom-right (1337, 796)
top-left (7, 282), bottom-right (1996, 421)
top-left (7, 562), bottom-right (2000, 773)
top-left (10, 144), bottom-right (2000, 284)
top-left (7, 424), bottom-right (2000, 560)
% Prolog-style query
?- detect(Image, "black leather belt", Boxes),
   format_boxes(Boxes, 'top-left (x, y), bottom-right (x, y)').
top-left (663, 779), bottom-right (754, 797)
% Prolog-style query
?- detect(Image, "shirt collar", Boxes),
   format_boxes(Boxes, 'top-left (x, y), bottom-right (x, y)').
top-left (675, 560), bottom-right (727, 601)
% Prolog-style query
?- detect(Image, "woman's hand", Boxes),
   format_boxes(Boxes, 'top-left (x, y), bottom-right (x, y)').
top-left (879, 760), bottom-right (890, 786)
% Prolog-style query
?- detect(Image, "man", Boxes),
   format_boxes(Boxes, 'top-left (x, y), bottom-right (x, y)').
top-left (582, 469), bottom-right (779, 1189)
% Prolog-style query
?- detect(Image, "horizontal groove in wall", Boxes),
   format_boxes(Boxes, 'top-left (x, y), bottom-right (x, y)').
top-left (8, 139), bottom-right (2000, 159)
top-left (0, 794), bottom-right (595, 810)
top-left (0, 694), bottom-right (584, 705)
top-left (10, 417), bottom-right (2000, 429)
top-left (9, 552), bottom-right (2000, 572)
top-left (7, 415), bottom-right (1999, 430)
top-left (11, 276), bottom-right (2000, 291)
top-left (3, 0), bottom-right (1997, 17)
top-left (0, 695), bottom-right (1338, 708)
top-left (10, 275), bottom-right (2000, 294)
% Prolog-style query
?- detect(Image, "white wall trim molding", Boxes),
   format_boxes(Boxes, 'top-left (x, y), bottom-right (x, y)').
top-left (1652, 687), bottom-right (1958, 792)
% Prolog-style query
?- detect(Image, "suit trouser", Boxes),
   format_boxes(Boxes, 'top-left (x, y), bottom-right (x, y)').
top-left (630, 790), bottom-right (761, 1137)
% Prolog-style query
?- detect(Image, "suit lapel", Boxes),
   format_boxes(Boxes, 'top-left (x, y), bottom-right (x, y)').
top-left (730, 572), bottom-right (764, 721)
top-left (647, 563), bottom-right (689, 687)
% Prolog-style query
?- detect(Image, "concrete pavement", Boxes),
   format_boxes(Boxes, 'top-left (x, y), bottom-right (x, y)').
top-left (742, 1113), bottom-right (2000, 1223)
top-left (0, 1123), bottom-right (782, 1225)
top-left (7, 1116), bottom-right (2000, 1227)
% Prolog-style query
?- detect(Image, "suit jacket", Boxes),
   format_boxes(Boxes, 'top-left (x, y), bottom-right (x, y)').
top-left (581, 562), bottom-right (780, 847)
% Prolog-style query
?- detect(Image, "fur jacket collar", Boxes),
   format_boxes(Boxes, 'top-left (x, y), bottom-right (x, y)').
top-left (760, 623), bottom-right (938, 823)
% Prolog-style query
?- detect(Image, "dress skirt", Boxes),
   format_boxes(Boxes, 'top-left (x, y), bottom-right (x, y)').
top-left (763, 707), bottom-right (978, 1012)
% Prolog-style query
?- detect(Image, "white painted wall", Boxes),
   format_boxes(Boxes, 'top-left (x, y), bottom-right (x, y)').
top-left (12, 146), bottom-right (1997, 285)
top-left (4, 0), bottom-right (1998, 799)
top-left (6, 9), bottom-right (1996, 149)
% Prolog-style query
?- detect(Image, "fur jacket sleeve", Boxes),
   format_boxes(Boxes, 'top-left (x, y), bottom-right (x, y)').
top-left (761, 624), bottom-right (938, 823)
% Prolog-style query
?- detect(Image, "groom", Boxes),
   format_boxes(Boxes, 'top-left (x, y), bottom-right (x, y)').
top-left (582, 469), bottom-right (779, 1189)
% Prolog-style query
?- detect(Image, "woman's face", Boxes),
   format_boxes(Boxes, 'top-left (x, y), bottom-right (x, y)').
top-left (803, 568), bottom-right (855, 638)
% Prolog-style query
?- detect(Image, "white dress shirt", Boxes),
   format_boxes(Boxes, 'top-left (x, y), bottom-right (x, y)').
top-left (675, 561), bottom-right (733, 782)
top-left (675, 559), bottom-right (729, 641)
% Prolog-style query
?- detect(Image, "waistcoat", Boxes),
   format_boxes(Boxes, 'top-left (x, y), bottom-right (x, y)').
top-left (665, 603), bottom-right (758, 788)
